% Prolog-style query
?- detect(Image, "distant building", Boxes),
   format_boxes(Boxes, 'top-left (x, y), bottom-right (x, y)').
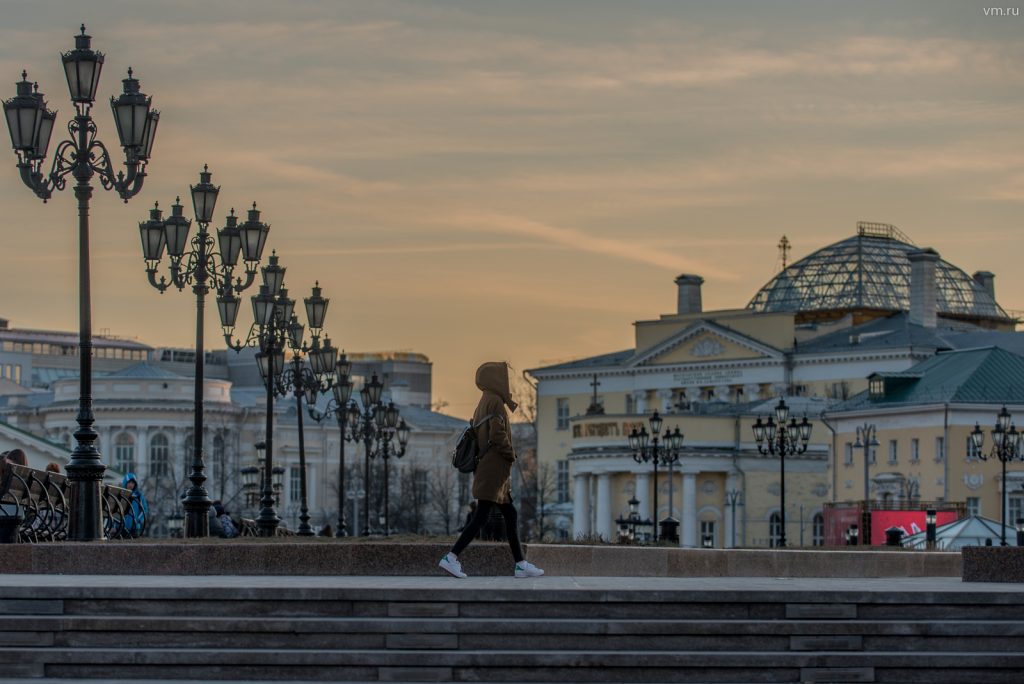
top-left (529, 223), bottom-right (1022, 547)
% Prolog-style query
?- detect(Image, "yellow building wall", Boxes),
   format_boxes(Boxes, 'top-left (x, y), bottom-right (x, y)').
top-left (649, 333), bottom-right (764, 365)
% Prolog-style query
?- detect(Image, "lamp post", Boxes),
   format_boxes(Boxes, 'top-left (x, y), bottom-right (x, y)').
top-left (970, 406), bottom-right (1022, 546)
top-left (1016, 518), bottom-right (1024, 547)
top-left (627, 411), bottom-right (683, 543)
top-left (726, 488), bottom-right (743, 548)
top-left (138, 168), bottom-right (267, 537)
top-left (925, 508), bottom-right (937, 550)
top-left (374, 405), bottom-right (410, 535)
top-left (752, 399), bottom-right (812, 548)
top-left (220, 251), bottom-right (290, 536)
top-left (4, 26), bottom-right (158, 541)
top-left (307, 354), bottom-right (355, 536)
top-left (347, 374), bottom-right (385, 534)
top-left (271, 286), bottom-right (336, 536)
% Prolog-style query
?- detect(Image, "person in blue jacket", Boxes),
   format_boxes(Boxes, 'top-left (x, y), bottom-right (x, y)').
top-left (121, 473), bottom-right (149, 537)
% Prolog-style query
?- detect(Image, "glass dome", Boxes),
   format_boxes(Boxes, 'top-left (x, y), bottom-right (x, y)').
top-left (747, 223), bottom-right (1010, 324)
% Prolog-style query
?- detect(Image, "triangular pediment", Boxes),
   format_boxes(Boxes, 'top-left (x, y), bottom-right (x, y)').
top-left (629, 321), bottom-right (783, 367)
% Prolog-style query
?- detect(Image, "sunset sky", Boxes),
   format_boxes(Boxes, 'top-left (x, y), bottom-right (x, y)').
top-left (1, 1), bottom-right (1022, 416)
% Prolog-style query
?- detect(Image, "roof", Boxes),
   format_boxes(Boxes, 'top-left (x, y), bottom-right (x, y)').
top-left (0, 327), bottom-right (152, 349)
top-left (902, 515), bottom-right (1019, 550)
top-left (832, 347), bottom-right (1024, 411)
top-left (748, 224), bottom-right (1010, 322)
top-left (528, 349), bottom-right (635, 373)
top-left (105, 363), bottom-right (186, 380)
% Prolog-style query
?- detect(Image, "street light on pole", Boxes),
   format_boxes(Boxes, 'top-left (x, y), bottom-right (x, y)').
top-left (627, 411), bottom-right (683, 543)
top-left (349, 374), bottom-right (384, 535)
top-left (752, 399), bottom-right (812, 548)
top-left (971, 406), bottom-right (1022, 546)
top-left (308, 354), bottom-right (355, 536)
top-left (726, 488), bottom-right (743, 548)
top-left (4, 26), bottom-right (159, 540)
top-left (138, 167), bottom-right (268, 537)
top-left (852, 423), bottom-right (879, 547)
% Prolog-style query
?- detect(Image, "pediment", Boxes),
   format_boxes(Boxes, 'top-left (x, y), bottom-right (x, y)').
top-left (629, 321), bottom-right (782, 367)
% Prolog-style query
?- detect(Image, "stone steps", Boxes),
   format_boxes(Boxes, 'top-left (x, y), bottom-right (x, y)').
top-left (1, 576), bottom-right (1022, 682)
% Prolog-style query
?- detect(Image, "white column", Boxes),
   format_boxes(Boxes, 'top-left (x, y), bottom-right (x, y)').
top-left (657, 389), bottom-right (673, 413)
top-left (596, 472), bottom-right (613, 541)
top-left (724, 473), bottom-right (737, 549)
top-left (136, 428), bottom-right (149, 483)
top-left (635, 472), bottom-right (650, 523)
top-left (681, 472), bottom-right (697, 548)
top-left (573, 472), bottom-right (591, 538)
top-left (632, 390), bottom-right (647, 415)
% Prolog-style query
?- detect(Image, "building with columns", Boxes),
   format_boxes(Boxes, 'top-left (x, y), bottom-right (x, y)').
top-left (529, 222), bottom-right (1019, 547)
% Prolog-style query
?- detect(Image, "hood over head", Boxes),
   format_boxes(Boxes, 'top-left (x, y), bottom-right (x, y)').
top-left (476, 361), bottom-right (518, 412)
top-left (121, 472), bottom-right (139, 490)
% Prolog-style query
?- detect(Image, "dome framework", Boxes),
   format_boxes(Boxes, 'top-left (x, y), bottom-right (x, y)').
top-left (747, 222), bottom-right (1012, 328)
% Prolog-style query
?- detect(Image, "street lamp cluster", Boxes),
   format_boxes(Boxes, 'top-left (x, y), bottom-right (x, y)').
top-left (752, 399), bottom-right (812, 548)
top-left (137, 166), bottom-right (269, 537)
top-left (628, 410), bottom-right (683, 543)
top-left (971, 406), bottom-right (1022, 546)
top-left (4, 26), bottom-right (158, 540)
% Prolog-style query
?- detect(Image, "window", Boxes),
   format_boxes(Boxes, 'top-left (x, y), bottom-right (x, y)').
top-left (768, 513), bottom-right (783, 548)
top-left (114, 433), bottom-right (136, 473)
top-left (290, 465), bottom-right (303, 503)
top-left (966, 435), bottom-right (981, 461)
top-left (911, 438), bottom-right (920, 463)
top-left (700, 520), bottom-right (716, 548)
top-left (869, 376), bottom-right (884, 399)
top-left (888, 440), bottom-right (898, 465)
top-left (1009, 495), bottom-right (1024, 529)
top-left (556, 398), bottom-right (570, 430)
top-left (413, 469), bottom-right (428, 502)
top-left (149, 434), bottom-right (169, 478)
top-left (843, 443), bottom-right (853, 466)
top-left (812, 513), bottom-right (825, 546)
top-left (935, 436), bottom-right (945, 462)
top-left (211, 434), bottom-right (226, 491)
top-left (556, 460), bottom-right (569, 503)
top-left (966, 497), bottom-right (981, 517)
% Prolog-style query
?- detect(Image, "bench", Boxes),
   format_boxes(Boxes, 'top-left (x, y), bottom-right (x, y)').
top-left (0, 462), bottom-right (146, 542)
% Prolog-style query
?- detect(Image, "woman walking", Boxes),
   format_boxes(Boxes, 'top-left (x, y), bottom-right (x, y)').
top-left (440, 362), bottom-right (544, 579)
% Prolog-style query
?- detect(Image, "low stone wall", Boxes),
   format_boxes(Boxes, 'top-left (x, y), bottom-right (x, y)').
top-left (0, 541), bottom-right (961, 577)
top-left (962, 546), bottom-right (1024, 582)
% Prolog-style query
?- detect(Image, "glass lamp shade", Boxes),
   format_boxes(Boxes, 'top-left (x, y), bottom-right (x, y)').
top-left (287, 316), bottom-right (304, 350)
top-left (850, 524), bottom-right (859, 539)
top-left (374, 403), bottom-right (386, 429)
top-left (638, 426), bottom-right (650, 450)
top-left (304, 381), bottom-right (319, 407)
top-left (276, 293), bottom-right (296, 326)
top-left (853, 434), bottom-right (863, 449)
top-left (138, 109), bottom-right (158, 160)
top-left (272, 465), bottom-right (285, 494)
top-left (29, 84), bottom-right (56, 161)
top-left (333, 376), bottom-right (353, 405)
top-left (304, 282), bottom-right (329, 331)
top-left (628, 496), bottom-right (639, 514)
top-left (925, 509), bottom-right (937, 526)
top-left (241, 465), bottom-right (258, 491)
top-left (993, 425), bottom-right (1005, 450)
top-left (4, 72), bottom-right (44, 152)
top-left (336, 352), bottom-right (352, 378)
top-left (110, 68), bottom-right (152, 149)
top-left (138, 202), bottom-right (166, 262)
top-left (1017, 518), bottom-right (1024, 534)
top-left (250, 286), bottom-right (274, 327)
top-left (628, 428), bottom-right (640, 451)
top-left (869, 434), bottom-right (880, 448)
top-left (241, 203), bottom-right (270, 264)
top-left (670, 427), bottom-right (684, 450)
top-left (649, 410), bottom-right (663, 436)
top-left (752, 418), bottom-right (766, 444)
top-left (312, 337), bottom-right (337, 377)
top-left (765, 417), bottom-right (777, 442)
top-left (347, 403), bottom-right (361, 431)
top-left (217, 209), bottom-right (243, 268)
top-left (162, 197), bottom-right (192, 258)
top-left (261, 252), bottom-right (285, 297)
top-left (786, 419), bottom-right (799, 444)
top-left (216, 285), bottom-right (240, 330)
top-left (190, 165), bottom-right (219, 223)
top-left (359, 386), bottom-right (371, 411)
top-left (385, 402), bottom-right (399, 429)
top-left (970, 423), bottom-right (985, 451)
top-left (367, 374), bottom-right (384, 405)
top-left (998, 406), bottom-right (1012, 432)
top-left (62, 26), bottom-right (104, 104)
top-left (774, 399), bottom-right (789, 424)
top-left (397, 418), bottom-right (410, 448)
top-left (799, 416), bottom-right (812, 442)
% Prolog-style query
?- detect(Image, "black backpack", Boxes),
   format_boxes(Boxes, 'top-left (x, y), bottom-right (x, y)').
top-left (451, 414), bottom-right (494, 473)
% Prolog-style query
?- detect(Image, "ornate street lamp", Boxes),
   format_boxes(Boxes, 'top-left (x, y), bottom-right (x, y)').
top-left (347, 373), bottom-right (385, 535)
top-left (376, 406), bottom-right (410, 536)
top-left (270, 284), bottom-right (336, 536)
top-left (138, 168), bottom-right (267, 537)
top-left (627, 411), bottom-right (683, 543)
top-left (925, 508), bottom-right (937, 550)
top-left (752, 398), bottom-right (812, 548)
top-left (308, 353), bottom-right (355, 535)
top-left (971, 406), bottom-right (1022, 546)
top-left (852, 422), bottom-right (880, 546)
top-left (221, 251), bottom-right (290, 536)
top-left (4, 26), bottom-right (159, 540)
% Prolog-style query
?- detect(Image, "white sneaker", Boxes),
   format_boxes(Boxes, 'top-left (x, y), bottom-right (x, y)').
top-left (514, 560), bottom-right (544, 578)
top-left (439, 553), bottom-right (467, 578)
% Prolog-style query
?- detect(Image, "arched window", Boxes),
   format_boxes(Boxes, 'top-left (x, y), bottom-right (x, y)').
top-left (211, 434), bottom-right (226, 495)
top-left (183, 434), bottom-right (193, 481)
top-left (150, 434), bottom-right (169, 478)
top-left (812, 513), bottom-right (825, 547)
top-left (769, 512), bottom-right (783, 548)
top-left (114, 433), bottom-right (136, 473)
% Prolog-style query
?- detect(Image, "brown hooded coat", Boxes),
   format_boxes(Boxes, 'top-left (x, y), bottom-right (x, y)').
top-left (471, 362), bottom-right (519, 504)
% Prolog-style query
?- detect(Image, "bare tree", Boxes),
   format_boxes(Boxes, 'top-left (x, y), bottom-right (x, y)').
top-left (428, 465), bottom-right (458, 534)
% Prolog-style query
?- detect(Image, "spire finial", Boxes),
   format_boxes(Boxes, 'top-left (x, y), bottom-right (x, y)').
top-left (252, 201), bottom-right (257, 211)
top-left (80, 24), bottom-right (86, 35)
top-left (21, 69), bottom-right (27, 81)
top-left (229, 208), bottom-right (235, 217)
top-left (127, 66), bottom-right (133, 79)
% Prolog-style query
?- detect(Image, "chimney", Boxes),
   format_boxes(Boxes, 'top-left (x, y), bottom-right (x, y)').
top-left (972, 271), bottom-right (996, 300)
top-left (907, 248), bottom-right (939, 328)
top-left (675, 274), bottom-right (704, 315)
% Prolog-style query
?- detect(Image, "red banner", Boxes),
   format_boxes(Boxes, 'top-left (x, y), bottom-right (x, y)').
top-left (869, 510), bottom-right (958, 545)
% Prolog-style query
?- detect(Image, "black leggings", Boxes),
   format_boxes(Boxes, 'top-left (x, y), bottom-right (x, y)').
top-left (452, 500), bottom-right (525, 563)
